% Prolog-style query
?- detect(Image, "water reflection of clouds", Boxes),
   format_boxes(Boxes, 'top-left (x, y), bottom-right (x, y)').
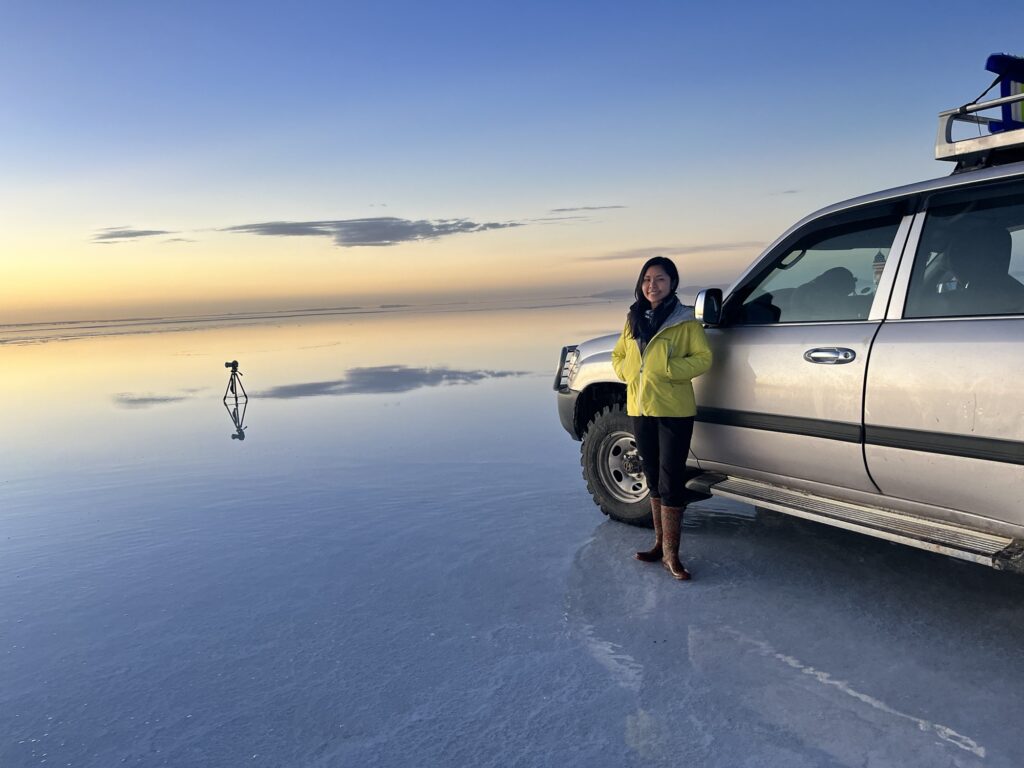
top-left (113, 393), bottom-right (193, 408)
top-left (113, 386), bottom-right (212, 408)
top-left (5, 304), bottom-right (619, 457)
top-left (256, 365), bottom-right (528, 399)
top-left (111, 363), bottom-right (528, 408)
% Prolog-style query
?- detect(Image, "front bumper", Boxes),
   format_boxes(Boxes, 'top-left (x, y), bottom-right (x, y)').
top-left (557, 387), bottom-right (581, 440)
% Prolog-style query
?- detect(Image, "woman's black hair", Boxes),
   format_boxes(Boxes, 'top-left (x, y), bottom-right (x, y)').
top-left (627, 256), bottom-right (679, 340)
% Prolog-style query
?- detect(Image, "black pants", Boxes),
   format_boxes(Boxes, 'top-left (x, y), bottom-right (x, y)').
top-left (632, 416), bottom-right (695, 508)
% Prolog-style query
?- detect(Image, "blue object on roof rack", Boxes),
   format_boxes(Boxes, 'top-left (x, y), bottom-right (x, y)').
top-left (985, 53), bottom-right (1024, 133)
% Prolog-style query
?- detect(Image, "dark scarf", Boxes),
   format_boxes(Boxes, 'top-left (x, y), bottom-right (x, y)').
top-left (628, 293), bottom-right (678, 355)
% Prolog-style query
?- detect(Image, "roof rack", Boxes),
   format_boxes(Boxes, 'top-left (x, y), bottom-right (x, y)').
top-left (936, 53), bottom-right (1024, 171)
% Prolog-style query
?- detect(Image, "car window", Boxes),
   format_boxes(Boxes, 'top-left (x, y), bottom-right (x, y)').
top-left (1012, 229), bottom-right (1024, 285)
top-left (905, 182), bottom-right (1024, 319)
top-left (734, 216), bottom-right (902, 324)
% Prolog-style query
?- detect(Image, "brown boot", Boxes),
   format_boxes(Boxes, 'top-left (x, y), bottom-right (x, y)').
top-left (635, 497), bottom-right (664, 562)
top-left (660, 505), bottom-right (691, 580)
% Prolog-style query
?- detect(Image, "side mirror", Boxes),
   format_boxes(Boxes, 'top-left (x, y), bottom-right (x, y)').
top-left (694, 288), bottom-right (723, 325)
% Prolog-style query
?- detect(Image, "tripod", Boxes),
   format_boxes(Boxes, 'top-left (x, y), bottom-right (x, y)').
top-left (223, 360), bottom-right (248, 403)
top-left (223, 360), bottom-right (248, 440)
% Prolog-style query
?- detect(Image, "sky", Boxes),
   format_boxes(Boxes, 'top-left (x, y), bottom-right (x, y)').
top-left (2, 0), bottom-right (1023, 323)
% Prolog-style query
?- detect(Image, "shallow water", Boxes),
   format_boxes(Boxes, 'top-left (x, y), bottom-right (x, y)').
top-left (3, 300), bottom-right (1024, 767)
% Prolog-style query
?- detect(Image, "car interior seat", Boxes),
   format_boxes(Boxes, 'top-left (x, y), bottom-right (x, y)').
top-left (946, 223), bottom-right (1024, 315)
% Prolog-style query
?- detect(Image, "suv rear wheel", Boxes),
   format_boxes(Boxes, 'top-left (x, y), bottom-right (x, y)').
top-left (580, 405), bottom-right (652, 526)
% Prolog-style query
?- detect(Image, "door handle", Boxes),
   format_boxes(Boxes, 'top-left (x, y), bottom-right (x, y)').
top-left (803, 347), bottom-right (856, 365)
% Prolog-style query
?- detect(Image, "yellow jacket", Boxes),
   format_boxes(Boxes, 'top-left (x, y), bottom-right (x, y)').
top-left (611, 303), bottom-right (712, 417)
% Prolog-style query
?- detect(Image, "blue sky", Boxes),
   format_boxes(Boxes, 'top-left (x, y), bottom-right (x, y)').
top-left (2, 0), bottom-right (1023, 321)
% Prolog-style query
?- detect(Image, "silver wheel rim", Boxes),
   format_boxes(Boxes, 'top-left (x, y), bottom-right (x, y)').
top-left (597, 431), bottom-right (648, 503)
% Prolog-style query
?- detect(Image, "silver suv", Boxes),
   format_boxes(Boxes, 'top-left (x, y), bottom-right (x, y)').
top-left (555, 80), bottom-right (1024, 572)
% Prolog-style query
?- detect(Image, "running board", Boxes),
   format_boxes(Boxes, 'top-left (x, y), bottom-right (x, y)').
top-left (687, 475), bottom-right (1024, 573)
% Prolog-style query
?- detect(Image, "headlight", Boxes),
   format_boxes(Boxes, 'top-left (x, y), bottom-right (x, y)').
top-left (554, 345), bottom-right (579, 391)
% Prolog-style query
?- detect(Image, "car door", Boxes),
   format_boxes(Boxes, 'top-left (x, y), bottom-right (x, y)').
top-left (691, 201), bottom-right (913, 496)
top-left (865, 179), bottom-right (1024, 529)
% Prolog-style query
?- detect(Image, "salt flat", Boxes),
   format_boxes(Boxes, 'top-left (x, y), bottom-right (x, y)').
top-left (2, 302), bottom-right (1023, 767)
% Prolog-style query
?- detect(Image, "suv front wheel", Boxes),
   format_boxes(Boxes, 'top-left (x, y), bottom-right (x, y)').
top-left (580, 405), bottom-right (652, 526)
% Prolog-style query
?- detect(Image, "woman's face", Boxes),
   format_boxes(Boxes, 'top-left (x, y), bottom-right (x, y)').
top-left (642, 265), bottom-right (672, 307)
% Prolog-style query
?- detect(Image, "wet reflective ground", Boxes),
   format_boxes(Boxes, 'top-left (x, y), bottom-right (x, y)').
top-left (3, 301), bottom-right (1024, 767)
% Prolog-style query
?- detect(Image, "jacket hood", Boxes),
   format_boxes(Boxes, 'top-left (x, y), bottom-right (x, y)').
top-left (660, 302), bottom-right (695, 331)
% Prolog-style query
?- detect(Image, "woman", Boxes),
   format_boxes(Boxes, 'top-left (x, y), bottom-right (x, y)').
top-left (611, 257), bottom-right (712, 580)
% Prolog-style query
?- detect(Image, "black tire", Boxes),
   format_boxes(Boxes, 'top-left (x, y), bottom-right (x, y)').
top-left (580, 404), bottom-right (652, 526)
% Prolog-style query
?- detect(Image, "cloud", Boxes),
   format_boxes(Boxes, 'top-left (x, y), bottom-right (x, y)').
top-left (257, 365), bottom-right (527, 399)
top-left (582, 241), bottom-right (765, 262)
top-left (113, 393), bottom-right (191, 408)
top-left (221, 216), bottom-right (523, 247)
top-left (770, 189), bottom-right (801, 195)
top-left (549, 205), bottom-right (626, 213)
top-left (95, 214), bottom-right (525, 248)
top-left (94, 227), bottom-right (175, 242)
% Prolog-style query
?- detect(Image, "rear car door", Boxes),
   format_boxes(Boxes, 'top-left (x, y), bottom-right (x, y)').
top-left (691, 201), bottom-right (913, 495)
top-left (865, 179), bottom-right (1024, 529)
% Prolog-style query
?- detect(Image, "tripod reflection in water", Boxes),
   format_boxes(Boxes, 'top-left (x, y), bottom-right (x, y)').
top-left (223, 360), bottom-right (249, 440)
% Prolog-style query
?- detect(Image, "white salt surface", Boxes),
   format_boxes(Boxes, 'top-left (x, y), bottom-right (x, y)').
top-left (2, 303), bottom-right (1024, 767)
